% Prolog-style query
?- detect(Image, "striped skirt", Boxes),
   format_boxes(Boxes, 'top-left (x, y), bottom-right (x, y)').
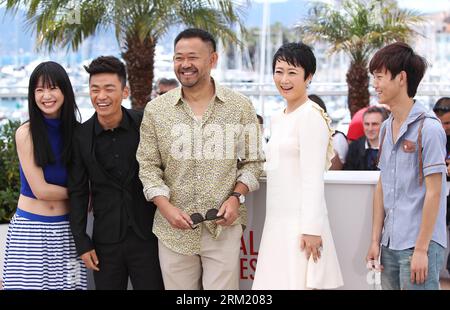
top-left (2, 208), bottom-right (87, 290)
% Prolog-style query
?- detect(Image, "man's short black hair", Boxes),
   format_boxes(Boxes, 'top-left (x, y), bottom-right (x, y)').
top-left (174, 28), bottom-right (216, 52)
top-left (433, 97), bottom-right (450, 116)
top-left (256, 114), bottom-right (264, 125)
top-left (84, 56), bottom-right (127, 88)
top-left (369, 42), bottom-right (427, 98)
top-left (272, 42), bottom-right (316, 81)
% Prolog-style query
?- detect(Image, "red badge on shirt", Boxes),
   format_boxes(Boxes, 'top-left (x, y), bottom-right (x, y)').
top-left (402, 140), bottom-right (416, 153)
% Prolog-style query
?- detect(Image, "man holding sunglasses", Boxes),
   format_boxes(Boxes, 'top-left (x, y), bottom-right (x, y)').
top-left (433, 97), bottom-right (450, 275)
top-left (137, 28), bottom-right (264, 290)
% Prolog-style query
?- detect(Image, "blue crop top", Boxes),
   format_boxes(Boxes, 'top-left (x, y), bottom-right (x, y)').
top-left (19, 118), bottom-right (67, 199)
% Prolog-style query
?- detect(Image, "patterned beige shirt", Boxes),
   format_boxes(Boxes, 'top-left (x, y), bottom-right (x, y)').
top-left (137, 81), bottom-right (264, 255)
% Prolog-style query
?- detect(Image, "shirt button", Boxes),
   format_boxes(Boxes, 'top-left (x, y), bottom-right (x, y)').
top-left (114, 154), bottom-right (119, 158)
top-left (391, 169), bottom-right (394, 173)
top-left (112, 138), bottom-right (116, 142)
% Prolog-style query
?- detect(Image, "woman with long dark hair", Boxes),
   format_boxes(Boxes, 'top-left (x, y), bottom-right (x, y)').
top-left (2, 61), bottom-right (87, 289)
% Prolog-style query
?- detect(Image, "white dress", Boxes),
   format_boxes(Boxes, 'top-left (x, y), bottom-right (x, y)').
top-left (252, 100), bottom-right (343, 290)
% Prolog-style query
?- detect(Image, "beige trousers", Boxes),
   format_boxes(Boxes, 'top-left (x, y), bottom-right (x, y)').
top-left (158, 224), bottom-right (242, 290)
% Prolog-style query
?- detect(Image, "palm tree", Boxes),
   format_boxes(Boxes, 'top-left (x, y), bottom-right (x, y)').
top-left (296, 0), bottom-right (425, 117)
top-left (2, 0), bottom-right (247, 110)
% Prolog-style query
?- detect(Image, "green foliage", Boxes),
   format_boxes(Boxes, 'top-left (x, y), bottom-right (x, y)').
top-left (1, 0), bottom-right (247, 52)
top-left (1, 0), bottom-right (248, 109)
top-left (0, 120), bottom-right (21, 223)
top-left (296, 0), bottom-right (426, 116)
top-left (297, 0), bottom-right (425, 65)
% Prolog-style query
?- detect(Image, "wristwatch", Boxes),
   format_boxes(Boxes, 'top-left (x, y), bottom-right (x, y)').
top-left (231, 192), bottom-right (245, 204)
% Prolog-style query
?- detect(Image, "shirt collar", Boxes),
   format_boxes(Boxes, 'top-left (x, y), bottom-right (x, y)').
top-left (404, 100), bottom-right (432, 125)
top-left (365, 139), bottom-right (379, 150)
top-left (94, 107), bottom-right (130, 136)
top-left (385, 100), bottom-right (439, 146)
top-left (172, 77), bottom-right (225, 106)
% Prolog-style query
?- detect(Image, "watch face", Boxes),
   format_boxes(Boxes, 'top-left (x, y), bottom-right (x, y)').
top-left (239, 195), bottom-right (245, 204)
top-left (232, 192), bottom-right (245, 204)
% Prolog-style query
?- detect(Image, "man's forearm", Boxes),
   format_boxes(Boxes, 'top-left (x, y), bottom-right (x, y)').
top-left (415, 174), bottom-right (442, 251)
top-left (371, 179), bottom-right (385, 243)
top-left (153, 195), bottom-right (172, 210)
top-left (233, 182), bottom-right (249, 196)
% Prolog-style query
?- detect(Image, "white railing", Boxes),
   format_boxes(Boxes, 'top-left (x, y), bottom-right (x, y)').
top-left (1, 82), bottom-right (450, 97)
top-left (1, 82), bottom-right (450, 126)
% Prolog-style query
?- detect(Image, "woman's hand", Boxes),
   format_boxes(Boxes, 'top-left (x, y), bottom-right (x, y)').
top-left (300, 234), bottom-right (323, 263)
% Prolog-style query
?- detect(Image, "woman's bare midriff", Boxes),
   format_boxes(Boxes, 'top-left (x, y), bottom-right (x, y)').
top-left (17, 194), bottom-right (70, 216)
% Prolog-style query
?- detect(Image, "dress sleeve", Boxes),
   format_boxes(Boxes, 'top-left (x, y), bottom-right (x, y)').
top-left (332, 132), bottom-right (349, 163)
top-left (298, 104), bottom-right (334, 235)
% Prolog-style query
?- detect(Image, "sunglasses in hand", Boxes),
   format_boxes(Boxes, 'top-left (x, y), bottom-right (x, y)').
top-left (189, 208), bottom-right (224, 229)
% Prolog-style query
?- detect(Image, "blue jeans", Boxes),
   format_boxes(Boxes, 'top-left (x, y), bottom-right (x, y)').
top-left (380, 241), bottom-right (445, 290)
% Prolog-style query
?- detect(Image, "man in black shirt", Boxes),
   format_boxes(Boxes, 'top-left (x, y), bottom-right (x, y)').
top-left (433, 97), bottom-right (450, 167)
top-left (68, 56), bottom-right (163, 290)
top-left (433, 97), bottom-right (450, 274)
top-left (344, 106), bottom-right (389, 171)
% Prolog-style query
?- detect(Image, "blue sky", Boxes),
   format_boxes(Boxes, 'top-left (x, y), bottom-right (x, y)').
top-left (246, 0), bottom-right (450, 27)
top-left (397, 0), bottom-right (450, 13)
top-left (246, 0), bottom-right (309, 27)
top-left (0, 0), bottom-right (448, 61)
